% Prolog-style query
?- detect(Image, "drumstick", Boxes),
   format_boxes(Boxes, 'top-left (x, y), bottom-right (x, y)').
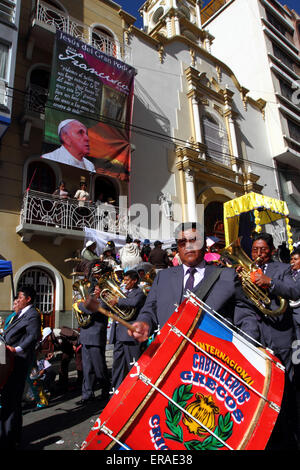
top-left (97, 306), bottom-right (137, 333)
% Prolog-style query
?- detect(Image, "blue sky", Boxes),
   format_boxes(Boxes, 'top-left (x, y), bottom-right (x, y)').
top-left (117, 0), bottom-right (299, 28)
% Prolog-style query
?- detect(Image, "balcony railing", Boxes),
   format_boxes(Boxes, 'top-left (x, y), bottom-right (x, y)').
top-left (24, 84), bottom-right (48, 116)
top-left (20, 190), bottom-right (129, 235)
top-left (0, 0), bottom-right (16, 24)
top-left (32, 0), bottom-right (131, 63)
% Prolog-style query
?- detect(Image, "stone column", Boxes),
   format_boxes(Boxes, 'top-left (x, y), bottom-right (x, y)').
top-left (166, 16), bottom-right (173, 38)
top-left (174, 15), bottom-right (180, 35)
top-left (191, 96), bottom-right (203, 145)
top-left (185, 168), bottom-right (197, 222)
top-left (228, 115), bottom-right (239, 159)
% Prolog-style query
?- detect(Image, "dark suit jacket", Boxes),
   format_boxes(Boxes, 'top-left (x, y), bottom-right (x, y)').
top-left (234, 261), bottom-right (297, 368)
top-left (78, 302), bottom-right (108, 347)
top-left (110, 287), bottom-right (146, 343)
top-left (289, 269), bottom-right (300, 337)
top-left (3, 305), bottom-right (41, 367)
top-left (137, 263), bottom-right (251, 335)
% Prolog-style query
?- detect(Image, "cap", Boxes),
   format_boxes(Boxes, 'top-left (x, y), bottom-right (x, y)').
top-left (154, 240), bottom-right (162, 247)
top-left (171, 243), bottom-right (178, 250)
top-left (86, 240), bottom-right (96, 248)
top-left (42, 327), bottom-right (52, 341)
top-left (58, 119), bottom-right (76, 136)
top-left (103, 244), bottom-right (112, 253)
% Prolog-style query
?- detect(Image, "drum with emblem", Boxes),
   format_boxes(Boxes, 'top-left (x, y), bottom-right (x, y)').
top-left (81, 292), bottom-right (284, 451)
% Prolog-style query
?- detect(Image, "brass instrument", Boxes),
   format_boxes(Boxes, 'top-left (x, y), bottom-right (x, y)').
top-left (221, 238), bottom-right (287, 317)
top-left (140, 267), bottom-right (156, 296)
top-left (72, 279), bottom-right (92, 327)
top-left (97, 273), bottom-right (136, 321)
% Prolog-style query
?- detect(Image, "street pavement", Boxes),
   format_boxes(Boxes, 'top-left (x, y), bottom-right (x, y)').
top-left (19, 346), bottom-right (114, 451)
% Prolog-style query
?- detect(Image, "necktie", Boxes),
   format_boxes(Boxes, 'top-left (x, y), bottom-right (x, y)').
top-left (185, 268), bottom-right (197, 292)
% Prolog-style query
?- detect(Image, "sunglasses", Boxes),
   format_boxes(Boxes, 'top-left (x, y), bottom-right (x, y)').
top-left (176, 237), bottom-right (202, 248)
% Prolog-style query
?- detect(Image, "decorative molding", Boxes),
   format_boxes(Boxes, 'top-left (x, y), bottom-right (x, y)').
top-left (189, 48), bottom-right (196, 67)
top-left (124, 25), bottom-right (133, 45)
top-left (157, 43), bottom-right (165, 63)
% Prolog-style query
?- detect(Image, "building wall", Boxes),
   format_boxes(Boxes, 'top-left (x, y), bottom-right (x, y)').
top-left (203, 0), bottom-right (287, 160)
top-left (0, 0), bottom-right (131, 325)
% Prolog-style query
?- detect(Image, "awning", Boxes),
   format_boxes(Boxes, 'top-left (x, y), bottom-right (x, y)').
top-left (223, 192), bottom-right (292, 251)
top-left (0, 260), bottom-right (13, 279)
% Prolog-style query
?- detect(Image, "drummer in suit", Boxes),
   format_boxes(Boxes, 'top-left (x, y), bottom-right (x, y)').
top-left (129, 221), bottom-right (254, 343)
top-left (109, 270), bottom-right (146, 391)
top-left (0, 286), bottom-right (41, 449)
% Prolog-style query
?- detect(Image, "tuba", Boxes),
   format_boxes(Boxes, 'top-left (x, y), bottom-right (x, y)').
top-left (220, 238), bottom-right (287, 317)
top-left (97, 272), bottom-right (136, 321)
top-left (72, 279), bottom-right (92, 327)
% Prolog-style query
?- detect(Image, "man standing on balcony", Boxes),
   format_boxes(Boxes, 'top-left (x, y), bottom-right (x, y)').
top-left (41, 119), bottom-right (96, 173)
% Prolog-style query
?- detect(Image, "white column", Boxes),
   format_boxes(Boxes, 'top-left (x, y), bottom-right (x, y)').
top-left (174, 15), bottom-right (180, 35)
top-left (228, 115), bottom-right (239, 159)
top-left (185, 169), bottom-right (197, 222)
top-left (195, 1), bottom-right (202, 28)
top-left (166, 16), bottom-right (173, 37)
top-left (191, 96), bottom-right (203, 144)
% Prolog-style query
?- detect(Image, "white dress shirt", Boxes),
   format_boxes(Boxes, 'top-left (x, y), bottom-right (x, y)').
top-left (183, 261), bottom-right (206, 289)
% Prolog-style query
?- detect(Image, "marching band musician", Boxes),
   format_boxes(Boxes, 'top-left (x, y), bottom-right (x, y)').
top-left (108, 270), bottom-right (146, 391)
top-left (234, 233), bottom-right (300, 449)
top-left (0, 286), bottom-right (41, 449)
top-left (290, 247), bottom-right (300, 342)
top-left (234, 233), bottom-right (300, 376)
top-left (289, 247), bottom-right (300, 448)
top-left (77, 284), bottom-right (110, 406)
top-left (129, 222), bottom-right (254, 344)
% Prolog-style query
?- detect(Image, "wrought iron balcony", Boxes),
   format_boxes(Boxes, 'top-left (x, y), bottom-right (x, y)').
top-left (31, 0), bottom-right (131, 63)
top-left (24, 84), bottom-right (48, 117)
top-left (17, 190), bottom-right (129, 243)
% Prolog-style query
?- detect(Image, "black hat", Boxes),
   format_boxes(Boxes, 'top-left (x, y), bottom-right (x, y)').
top-left (154, 240), bottom-right (162, 247)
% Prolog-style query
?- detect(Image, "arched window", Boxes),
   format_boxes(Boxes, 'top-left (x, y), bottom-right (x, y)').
top-left (152, 7), bottom-right (164, 24)
top-left (17, 267), bottom-right (55, 328)
top-left (91, 26), bottom-right (116, 57)
top-left (26, 161), bottom-right (56, 194)
top-left (203, 114), bottom-right (230, 166)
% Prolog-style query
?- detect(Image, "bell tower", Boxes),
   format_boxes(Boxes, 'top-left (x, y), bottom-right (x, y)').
top-left (139, 0), bottom-right (204, 43)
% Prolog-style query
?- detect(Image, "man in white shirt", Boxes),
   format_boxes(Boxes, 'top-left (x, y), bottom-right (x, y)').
top-left (129, 222), bottom-right (252, 343)
top-left (42, 119), bottom-right (96, 173)
top-left (0, 286), bottom-right (41, 449)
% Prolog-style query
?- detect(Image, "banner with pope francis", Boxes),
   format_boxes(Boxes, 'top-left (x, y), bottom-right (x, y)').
top-left (41, 30), bottom-right (135, 181)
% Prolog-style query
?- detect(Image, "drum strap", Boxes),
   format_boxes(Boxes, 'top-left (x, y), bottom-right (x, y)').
top-left (192, 267), bottom-right (223, 301)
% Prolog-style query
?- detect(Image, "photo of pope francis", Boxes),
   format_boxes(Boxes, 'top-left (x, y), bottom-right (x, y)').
top-left (41, 119), bottom-right (96, 173)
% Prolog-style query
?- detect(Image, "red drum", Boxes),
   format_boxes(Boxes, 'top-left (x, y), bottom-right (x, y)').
top-left (0, 336), bottom-right (14, 390)
top-left (82, 293), bottom-right (285, 451)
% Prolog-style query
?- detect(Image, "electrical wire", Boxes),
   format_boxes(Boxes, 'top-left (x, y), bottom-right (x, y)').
top-left (3, 84), bottom-right (300, 176)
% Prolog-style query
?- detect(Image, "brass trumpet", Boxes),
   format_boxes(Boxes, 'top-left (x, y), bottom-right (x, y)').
top-left (97, 273), bottom-right (136, 321)
top-left (221, 239), bottom-right (287, 317)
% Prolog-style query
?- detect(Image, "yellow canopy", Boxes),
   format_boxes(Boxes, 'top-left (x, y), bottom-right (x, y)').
top-left (223, 192), bottom-right (292, 250)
